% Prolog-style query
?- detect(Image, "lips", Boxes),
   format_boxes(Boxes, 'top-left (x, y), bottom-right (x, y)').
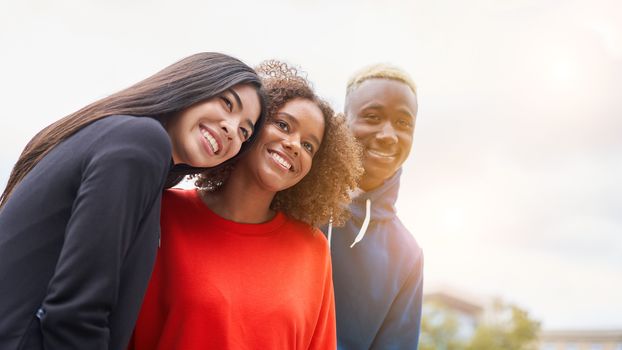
top-left (367, 148), bottom-right (398, 158)
top-left (268, 149), bottom-right (295, 171)
top-left (199, 125), bottom-right (222, 155)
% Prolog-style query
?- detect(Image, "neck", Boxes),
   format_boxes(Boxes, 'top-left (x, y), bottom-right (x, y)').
top-left (359, 169), bottom-right (402, 192)
top-left (201, 169), bottom-right (277, 224)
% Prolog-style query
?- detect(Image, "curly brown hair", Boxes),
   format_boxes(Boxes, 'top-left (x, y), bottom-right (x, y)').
top-left (195, 60), bottom-right (363, 227)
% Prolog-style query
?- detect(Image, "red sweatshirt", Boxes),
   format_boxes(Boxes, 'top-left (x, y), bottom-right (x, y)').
top-left (130, 189), bottom-right (336, 350)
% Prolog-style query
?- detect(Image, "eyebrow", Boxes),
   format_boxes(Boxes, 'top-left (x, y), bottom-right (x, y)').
top-left (228, 89), bottom-right (255, 132)
top-left (228, 88), bottom-right (244, 111)
top-left (361, 103), bottom-right (414, 118)
top-left (279, 112), bottom-right (321, 147)
top-left (361, 103), bottom-right (384, 111)
top-left (397, 107), bottom-right (415, 118)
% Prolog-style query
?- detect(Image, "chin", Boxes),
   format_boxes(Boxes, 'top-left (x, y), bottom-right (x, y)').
top-left (258, 177), bottom-right (288, 193)
top-left (365, 161), bottom-right (393, 173)
top-left (365, 168), bottom-right (396, 183)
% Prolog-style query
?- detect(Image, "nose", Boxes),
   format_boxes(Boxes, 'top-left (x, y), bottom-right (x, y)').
top-left (377, 121), bottom-right (398, 145)
top-left (282, 134), bottom-right (301, 157)
top-left (219, 118), bottom-right (240, 141)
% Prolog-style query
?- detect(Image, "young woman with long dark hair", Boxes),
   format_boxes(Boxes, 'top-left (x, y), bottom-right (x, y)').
top-left (0, 52), bottom-right (266, 350)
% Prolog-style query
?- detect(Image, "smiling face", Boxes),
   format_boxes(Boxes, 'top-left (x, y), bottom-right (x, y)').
top-left (346, 78), bottom-right (418, 191)
top-left (238, 98), bottom-right (325, 193)
top-left (166, 83), bottom-right (262, 168)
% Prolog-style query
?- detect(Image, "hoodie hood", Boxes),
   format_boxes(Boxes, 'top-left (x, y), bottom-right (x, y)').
top-left (350, 168), bottom-right (402, 224)
top-left (334, 168), bottom-right (402, 248)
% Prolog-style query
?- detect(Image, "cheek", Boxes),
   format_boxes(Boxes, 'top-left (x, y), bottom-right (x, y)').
top-left (398, 133), bottom-right (414, 147)
top-left (258, 125), bottom-right (278, 141)
top-left (244, 145), bottom-right (265, 165)
top-left (301, 157), bottom-right (314, 176)
top-left (177, 106), bottom-right (197, 122)
top-left (255, 131), bottom-right (279, 151)
top-left (350, 125), bottom-right (374, 140)
top-left (165, 119), bottom-right (184, 142)
top-left (191, 101), bottom-right (213, 116)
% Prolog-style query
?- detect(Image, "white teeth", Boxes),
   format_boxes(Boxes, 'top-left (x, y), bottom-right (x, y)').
top-left (269, 151), bottom-right (292, 170)
top-left (202, 130), bottom-right (219, 153)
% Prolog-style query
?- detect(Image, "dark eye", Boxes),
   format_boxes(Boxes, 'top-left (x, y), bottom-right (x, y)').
top-left (397, 118), bottom-right (413, 129)
top-left (240, 127), bottom-right (250, 141)
top-left (302, 141), bottom-right (314, 154)
top-left (274, 120), bottom-right (289, 132)
top-left (220, 96), bottom-right (233, 112)
top-left (363, 114), bottom-right (381, 123)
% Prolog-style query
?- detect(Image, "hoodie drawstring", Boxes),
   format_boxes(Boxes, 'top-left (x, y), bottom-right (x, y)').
top-left (350, 198), bottom-right (371, 248)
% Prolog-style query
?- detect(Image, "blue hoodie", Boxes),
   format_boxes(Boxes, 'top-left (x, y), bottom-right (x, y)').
top-left (327, 169), bottom-right (423, 350)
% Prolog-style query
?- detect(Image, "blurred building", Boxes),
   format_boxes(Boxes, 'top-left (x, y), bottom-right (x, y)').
top-left (423, 288), bottom-right (622, 350)
top-left (538, 329), bottom-right (622, 350)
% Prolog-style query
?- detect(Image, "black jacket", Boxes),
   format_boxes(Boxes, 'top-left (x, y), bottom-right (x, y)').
top-left (0, 115), bottom-right (171, 350)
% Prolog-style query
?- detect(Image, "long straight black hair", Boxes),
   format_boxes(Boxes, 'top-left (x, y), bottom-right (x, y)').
top-left (0, 52), bottom-right (267, 207)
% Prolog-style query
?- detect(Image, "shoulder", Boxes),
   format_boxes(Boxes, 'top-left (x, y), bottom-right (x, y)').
top-left (394, 219), bottom-right (424, 280)
top-left (392, 217), bottom-right (422, 254)
top-left (161, 188), bottom-right (199, 222)
top-left (310, 226), bottom-right (330, 252)
top-left (282, 215), bottom-right (331, 255)
top-left (96, 115), bottom-right (171, 153)
top-left (162, 188), bottom-right (197, 205)
top-left (83, 116), bottom-right (172, 171)
top-left (374, 216), bottom-right (424, 278)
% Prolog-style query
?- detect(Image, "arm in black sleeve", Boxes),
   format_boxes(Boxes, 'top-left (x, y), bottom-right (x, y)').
top-left (37, 118), bottom-right (171, 350)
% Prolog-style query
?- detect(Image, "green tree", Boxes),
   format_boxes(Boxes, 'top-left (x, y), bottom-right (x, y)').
top-left (466, 299), bottom-right (540, 350)
top-left (420, 297), bottom-right (540, 350)
top-left (419, 301), bottom-right (468, 350)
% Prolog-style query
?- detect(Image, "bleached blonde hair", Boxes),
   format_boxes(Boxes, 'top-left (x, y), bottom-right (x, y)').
top-left (346, 63), bottom-right (417, 96)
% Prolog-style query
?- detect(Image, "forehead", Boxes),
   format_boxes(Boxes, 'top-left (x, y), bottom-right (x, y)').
top-left (232, 83), bottom-right (258, 97)
top-left (279, 98), bottom-right (326, 139)
top-left (232, 84), bottom-right (261, 108)
top-left (347, 79), bottom-right (418, 114)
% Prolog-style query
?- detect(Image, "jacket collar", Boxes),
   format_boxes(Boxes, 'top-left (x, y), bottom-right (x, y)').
top-left (350, 168), bottom-right (402, 222)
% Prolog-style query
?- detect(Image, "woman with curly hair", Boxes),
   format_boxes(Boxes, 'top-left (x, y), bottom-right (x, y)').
top-left (0, 52), bottom-right (266, 350)
top-left (131, 61), bottom-right (363, 349)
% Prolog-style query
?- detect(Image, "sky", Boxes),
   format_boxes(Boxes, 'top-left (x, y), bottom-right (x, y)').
top-left (1, 0), bottom-right (620, 330)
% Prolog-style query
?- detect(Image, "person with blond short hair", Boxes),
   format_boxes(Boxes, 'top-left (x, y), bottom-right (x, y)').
top-left (327, 63), bottom-right (423, 349)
